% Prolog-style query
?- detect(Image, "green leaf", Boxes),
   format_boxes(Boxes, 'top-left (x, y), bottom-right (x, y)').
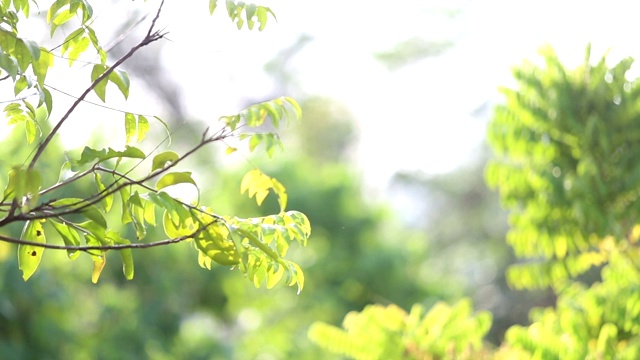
top-left (284, 96), bottom-right (302, 119)
top-left (108, 68), bottom-right (130, 99)
top-left (0, 52), bottom-right (19, 80)
top-left (67, 36), bottom-right (90, 66)
top-left (85, 26), bottom-right (106, 64)
top-left (144, 191), bottom-right (190, 227)
top-left (155, 172), bottom-right (198, 192)
top-left (107, 231), bottom-right (134, 280)
top-left (209, 0), bottom-right (218, 15)
top-left (25, 118), bottom-right (37, 144)
top-left (245, 4), bottom-right (256, 30)
top-left (41, 86), bottom-right (53, 114)
top-left (2, 166), bottom-right (41, 209)
top-left (119, 187), bottom-right (133, 224)
top-left (91, 64), bottom-right (108, 102)
top-left (14, 75), bottom-right (30, 95)
top-left (0, 29), bottom-right (17, 52)
top-left (51, 198), bottom-right (107, 230)
top-left (120, 246), bottom-right (134, 280)
top-left (70, 146), bottom-right (146, 171)
top-left (127, 192), bottom-right (147, 240)
top-left (94, 172), bottom-right (113, 211)
top-left (61, 27), bottom-right (85, 56)
top-left (271, 177), bottom-right (287, 212)
top-left (52, 9), bottom-right (75, 27)
top-left (22, 39), bottom-right (40, 61)
top-left (49, 220), bottom-right (81, 260)
top-left (18, 220), bottom-right (46, 281)
top-left (13, 39), bottom-right (32, 72)
top-left (151, 151), bottom-right (179, 172)
top-left (124, 112), bottom-right (136, 145)
top-left (137, 115), bottom-right (149, 142)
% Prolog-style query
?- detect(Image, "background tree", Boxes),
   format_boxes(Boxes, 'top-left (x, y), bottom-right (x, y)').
top-left (487, 45), bottom-right (640, 358)
top-left (391, 150), bottom-right (555, 344)
top-left (311, 45), bottom-right (640, 359)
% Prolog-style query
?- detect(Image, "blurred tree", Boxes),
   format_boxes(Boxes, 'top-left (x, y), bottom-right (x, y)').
top-left (314, 44), bottom-right (640, 359)
top-left (391, 148), bottom-right (555, 343)
top-left (195, 95), bottom-right (449, 358)
top-left (487, 44), bottom-right (640, 357)
top-left (486, 44), bottom-right (640, 289)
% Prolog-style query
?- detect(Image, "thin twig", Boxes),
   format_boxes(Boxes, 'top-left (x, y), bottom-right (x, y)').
top-left (46, 84), bottom-right (156, 116)
top-left (7, 129), bottom-right (231, 225)
top-left (28, 1), bottom-right (168, 170)
top-left (0, 220), bottom-right (216, 252)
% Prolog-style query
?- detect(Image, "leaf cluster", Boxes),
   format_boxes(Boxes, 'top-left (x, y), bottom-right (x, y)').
top-left (486, 44), bottom-right (640, 289)
top-left (308, 300), bottom-right (492, 360)
top-left (0, 0), bottom-right (311, 292)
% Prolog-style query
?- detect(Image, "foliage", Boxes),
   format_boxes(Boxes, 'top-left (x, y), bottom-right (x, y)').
top-left (392, 153), bottom-right (555, 344)
top-left (0, 0), bottom-right (310, 292)
top-left (486, 44), bottom-right (640, 289)
top-left (203, 98), bottom-right (444, 359)
top-left (313, 44), bottom-right (640, 359)
top-left (308, 300), bottom-right (492, 360)
top-left (503, 253), bottom-right (640, 359)
top-left (484, 44), bottom-right (640, 358)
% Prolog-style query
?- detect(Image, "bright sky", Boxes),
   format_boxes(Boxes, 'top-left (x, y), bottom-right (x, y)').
top-left (5, 0), bottom-right (640, 191)
top-left (158, 0), bottom-right (640, 189)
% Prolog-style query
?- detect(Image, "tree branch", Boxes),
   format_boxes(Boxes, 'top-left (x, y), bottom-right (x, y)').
top-left (0, 127), bottom-right (231, 227)
top-left (0, 219), bottom-right (215, 252)
top-left (28, 1), bottom-right (167, 170)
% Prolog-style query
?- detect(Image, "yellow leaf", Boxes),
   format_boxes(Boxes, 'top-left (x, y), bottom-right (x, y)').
top-left (91, 255), bottom-right (106, 283)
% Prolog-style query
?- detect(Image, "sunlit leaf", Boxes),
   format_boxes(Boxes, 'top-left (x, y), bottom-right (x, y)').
top-left (0, 52), bottom-right (18, 80)
top-left (107, 231), bottom-right (134, 280)
top-left (13, 39), bottom-right (31, 72)
top-left (18, 220), bottom-right (46, 281)
top-left (91, 254), bottom-right (106, 283)
top-left (49, 220), bottom-right (81, 260)
top-left (209, 0), bottom-right (218, 14)
top-left (124, 112), bottom-right (136, 145)
top-left (155, 172), bottom-right (198, 191)
top-left (70, 146), bottom-right (145, 171)
top-left (108, 68), bottom-right (130, 99)
top-left (151, 151), bottom-right (179, 172)
top-left (137, 115), bottom-right (149, 142)
top-left (94, 172), bottom-right (113, 211)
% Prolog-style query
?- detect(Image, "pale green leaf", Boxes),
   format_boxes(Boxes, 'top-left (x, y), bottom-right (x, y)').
top-left (156, 171), bottom-right (198, 191)
top-left (137, 115), bottom-right (149, 142)
top-left (49, 220), bottom-right (81, 260)
top-left (18, 220), bottom-right (46, 281)
top-left (124, 112), bottom-right (136, 145)
top-left (94, 172), bottom-right (113, 211)
top-left (91, 64), bottom-right (107, 102)
top-left (70, 146), bottom-right (145, 171)
top-left (209, 0), bottom-right (217, 14)
top-left (25, 118), bottom-right (36, 144)
top-left (107, 231), bottom-right (134, 280)
top-left (151, 151), bottom-right (179, 172)
top-left (108, 68), bottom-right (130, 99)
